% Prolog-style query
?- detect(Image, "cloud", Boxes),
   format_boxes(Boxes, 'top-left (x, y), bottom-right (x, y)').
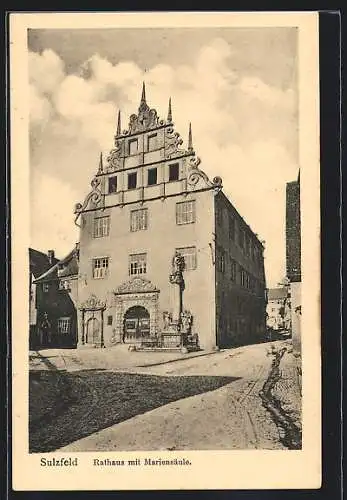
top-left (29, 38), bottom-right (298, 286)
top-left (29, 49), bottom-right (65, 94)
top-left (30, 172), bottom-right (80, 258)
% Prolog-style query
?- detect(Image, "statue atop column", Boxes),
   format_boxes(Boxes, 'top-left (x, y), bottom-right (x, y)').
top-left (169, 251), bottom-right (185, 288)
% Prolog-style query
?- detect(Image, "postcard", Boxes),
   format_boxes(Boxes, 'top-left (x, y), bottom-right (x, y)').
top-left (10, 11), bottom-right (321, 491)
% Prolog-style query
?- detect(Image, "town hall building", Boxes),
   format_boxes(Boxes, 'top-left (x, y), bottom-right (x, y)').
top-left (34, 84), bottom-right (267, 351)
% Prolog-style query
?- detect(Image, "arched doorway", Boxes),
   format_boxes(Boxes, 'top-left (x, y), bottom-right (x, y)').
top-left (86, 317), bottom-right (100, 344)
top-left (123, 306), bottom-right (150, 343)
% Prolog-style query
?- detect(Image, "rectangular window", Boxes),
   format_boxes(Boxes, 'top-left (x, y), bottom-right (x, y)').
top-left (240, 268), bottom-right (246, 287)
top-left (147, 167), bottom-right (157, 186)
top-left (230, 258), bottom-right (236, 281)
top-left (128, 172), bottom-right (137, 190)
top-left (59, 279), bottom-right (70, 291)
top-left (129, 253), bottom-right (147, 275)
top-left (108, 176), bottom-right (117, 194)
top-left (245, 234), bottom-right (251, 256)
top-left (239, 227), bottom-right (245, 249)
top-left (176, 200), bottom-right (196, 225)
top-left (216, 207), bottom-right (222, 226)
top-left (129, 138), bottom-right (138, 155)
top-left (93, 257), bottom-right (109, 279)
top-left (217, 249), bottom-right (225, 272)
top-left (107, 315), bottom-right (113, 326)
top-left (147, 133), bottom-right (158, 151)
top-left (57, 317), bottom-right (71, 334)
top-left (229, 216), bottom-right (235, 240)
top-left (169, 163), bottom-right (179, 181)
top-left (130, 209), bottom-right (148, 232)
top-left (93, 216), bottom-right (110, 238)
top-left (176, 246), bottom-right (197, 271)
top-left (43, 283), bottom-right (49, 293)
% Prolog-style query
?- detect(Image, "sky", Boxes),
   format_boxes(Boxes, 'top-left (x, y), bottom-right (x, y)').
top-left (28, 27), bottom-right (299, 288)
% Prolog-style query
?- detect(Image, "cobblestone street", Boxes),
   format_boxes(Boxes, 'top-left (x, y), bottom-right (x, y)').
top-left (29, 340), bottom-right (301, 452)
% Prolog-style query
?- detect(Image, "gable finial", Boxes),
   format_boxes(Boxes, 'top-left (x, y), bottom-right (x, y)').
top-left (116, 110), bottom-right (121, 135)
top-left (141, 81), bottom-right (146, 105)
top-left (98, 152), bottom-right (104, 174)
top-left (167, 97), bottom-right (172, 122)
top-left (188, 122), bottom-right (193, 152)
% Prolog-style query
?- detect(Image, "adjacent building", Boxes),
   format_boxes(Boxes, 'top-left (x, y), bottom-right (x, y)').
top-left (31, 246), bottom-right (79, 348)
top-left (266, 287), bottom-right (291, 332)
top-left (68, 85), bottom-right (267, 350)
top-left (29, 248), bottom-right (58, 348)
top-left (286, 171), bottom-right (301, 353)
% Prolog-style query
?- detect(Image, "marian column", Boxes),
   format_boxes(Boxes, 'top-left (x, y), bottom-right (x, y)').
top-left (169, 252), bottom-right (185, 328)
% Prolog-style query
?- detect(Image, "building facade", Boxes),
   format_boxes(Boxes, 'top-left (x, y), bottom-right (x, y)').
top-left (266, 287), bottom-right (291, 332)
top-left (32, 246), bottom-right (79, 349)
top-left (286, 171), bottom-right (301, 354)
top-left (29, 248), bottom-right (59, 348)
top-left (65, 85), bottom-right (267, 350)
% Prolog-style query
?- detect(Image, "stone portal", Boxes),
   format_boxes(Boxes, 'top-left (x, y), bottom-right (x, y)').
top-left (79, 294), bottom-right (106, 348)
top-left (112, 277), bottom-right (160, 344)
top-left (123, 305), bottom-right (150, 343)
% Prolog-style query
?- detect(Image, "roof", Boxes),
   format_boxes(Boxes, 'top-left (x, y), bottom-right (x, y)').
top-left (267, 288), bottom-right (288, 301)
top-left (34, 246), bottom-right (79, 283)
top-left (29, 248), bottom-right (59, 279)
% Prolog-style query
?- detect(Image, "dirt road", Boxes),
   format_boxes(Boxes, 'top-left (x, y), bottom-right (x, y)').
top-left (34, 341), bottom-right (301, 452)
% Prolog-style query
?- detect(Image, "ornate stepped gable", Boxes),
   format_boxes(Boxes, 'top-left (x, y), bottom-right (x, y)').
top-left (74, 83), bottom-right (223, 221)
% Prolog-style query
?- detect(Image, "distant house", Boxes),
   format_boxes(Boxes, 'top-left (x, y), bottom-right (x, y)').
top-left (31, 245), bottom-right (79, 349)
top-left (29, 248), bottom-right (59, 348)
top-left (266, 287), bottom-right (291, 332)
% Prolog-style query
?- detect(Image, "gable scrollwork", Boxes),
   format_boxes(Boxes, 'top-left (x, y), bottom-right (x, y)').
top-left (106, 139), bottom-right (123, 172)
top-left (186, 156), bottom-right (223, 193)
top-left (74, 177), bottom-right (103, 226)
top-left (165, 126), bottom-right (185, 159)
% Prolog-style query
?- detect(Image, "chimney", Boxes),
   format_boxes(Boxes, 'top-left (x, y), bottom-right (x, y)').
top-left (47, 250), bottom-right (55, 264)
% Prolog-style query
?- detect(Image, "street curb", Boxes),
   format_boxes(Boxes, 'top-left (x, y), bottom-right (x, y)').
top-left (137, 349), bottom-right (224, 368)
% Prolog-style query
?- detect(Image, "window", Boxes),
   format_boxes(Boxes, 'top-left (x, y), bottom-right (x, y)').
top-left (240, 268), bottom-right (246, 287)
top-left (128, 172), bottom-right (137, 190)
top-left (93, 257), bottom-right (109, 279)
top-left (129, 253), bottom-right (147, 275)
top-left (130, 209), bottom-right (148, 232)
top-left (147, 134), bottom-right (158, 151)
top-left (217, 249), bottom-right (225, 272)
top-left (147, 168), bottom-right (157, 186)
top-left (230, 258), bottom-right (236, 281)
top-left (216, 207), bottom-right (222, 226)
top-left (94, 216), bottom-right (110, 238)
top-left (128, 138), bottom-right (138, 155)
top-left (176, 200), bottom-right (196, 225)
top-left (239, 227), bottom-right (245, 249)
top-left (169, 163), bottom-right (179, 181)
top-left (108, 176), bottom-right (117, 194)
top-left (107, 315), bottom-right (113, 326)
top-left (245, 234), bottom-right (251, 256)
top-left (57, 317), bottom-right (71, 334)
top-left (59, 279), bottom-right (70, 291)
top-left (176, 247), bottom-right (197, 271)
top-left (43, 283), bottom-right (49, 293)
top-left (229, 216), bottom-right (235, 240)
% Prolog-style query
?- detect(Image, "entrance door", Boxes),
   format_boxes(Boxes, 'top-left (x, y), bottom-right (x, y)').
top-left (86, 317), bottom-right (100, 344)
top-left (123, 306), bottom-right (150, 342)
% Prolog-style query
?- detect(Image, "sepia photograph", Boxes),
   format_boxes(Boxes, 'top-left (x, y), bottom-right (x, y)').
top-left (10, 12), bottom-right (320, 491)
